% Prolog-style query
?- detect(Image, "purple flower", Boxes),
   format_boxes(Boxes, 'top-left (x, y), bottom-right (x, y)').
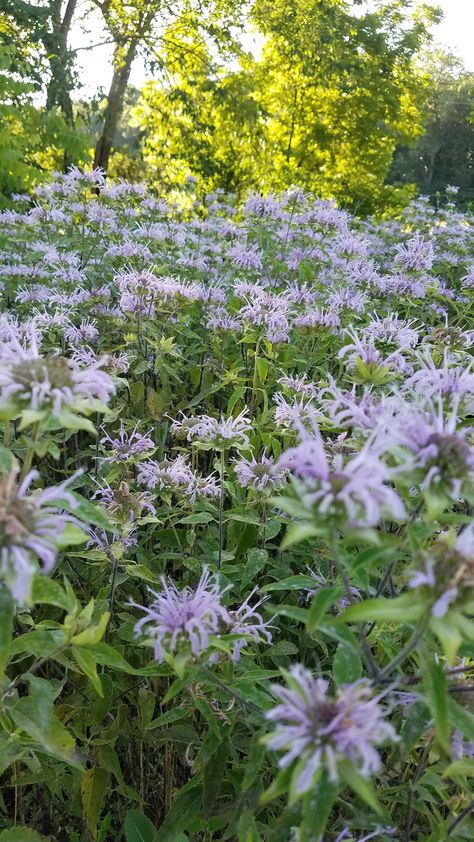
top-left (274, 392), bottom-right (321, 432)
top-left (99, 423), bottom-right (155, 464)
top-left (132, 569), bottom-right (228, 661)
top-left (171, 409), bottom-right (251, 450)
top-left (225, 587), bottom-right (273, 660)
top-left (387, 399), bottom-right (474, 499)
top-left (92, 480), bottom-right (156, 522)
top-left (0, 468), bottom-right (78, 603)
top-left (393, 234), bottom-right (434, 271)
top-left (277, 423), bottom-right (406, 527)
top-left (234, 453), bottom-right (287, 491)
top-left (265, 666), bottom-right (396, 792)
top-left (137, 455), bottom-right (219, 501)
top-left (304, 567), bottom-right (360, 611)
top-left (0, 339), bottom-right (115, 417)
top-left (404, 351), bottom-right (474, 407)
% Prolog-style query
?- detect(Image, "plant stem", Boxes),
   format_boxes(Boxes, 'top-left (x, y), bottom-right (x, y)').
top-left (197, 661), bottom-right (263, 716)
top-left (218, 449), bottom-right (225, 569)
top-left (20, 421), bottom-right (40, 480)
top-left (377, 615), bottom-right (430, 682)
top-left (250, 336), bottom-right (261, 416)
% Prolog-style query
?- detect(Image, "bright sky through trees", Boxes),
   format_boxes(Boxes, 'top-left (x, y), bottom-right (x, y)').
top-left (70, 0), bottom-right (474, 100)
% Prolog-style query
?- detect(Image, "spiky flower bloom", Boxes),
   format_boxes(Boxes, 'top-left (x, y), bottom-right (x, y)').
top-left (274, 392), bottom-right (321, 432)
top-left (225, 587), bottom-right (273, 660)
top-left (265, 666), bottom-right (396, 793)
top-left (137, 455), bottom-right (219, 502)
top-left (234, 453), bottom-right (287, 491)
top-left (93, 481), bottom-right (156, 522)
top-left (277, 373), bottom-right (318, 399)
top-left (363, 313), bottom-right (419, 352)
top-left (404, 351), bottom-right (474, 409)
top-left (133, 571), bottom-right (272, 664)
top-left (132, 569), bottom-right (228, 661)
top-left (0, 468), bottom-right (77, 603)
top-left (387, 399), bottom-right (474, 499)
top-left (0, 338), bottom-right (115, 417)
top-left (99, 423), bottom-right (155, 464)
top-left (408, 524), bottom-right (474, 618)
top-left (393, 233), bottom-right (434, 272)
top-left (277, 423), bottom-right (406, 528)
top-left (320, 380), bottom-right (382, 431)
top-left (171, 409), bottom-right (251, 450)
top-left (338, 327), bottom-right (410, 377)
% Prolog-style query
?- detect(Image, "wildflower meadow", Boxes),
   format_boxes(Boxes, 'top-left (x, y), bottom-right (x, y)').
top-left (0, 168), bottom-right (473, 842)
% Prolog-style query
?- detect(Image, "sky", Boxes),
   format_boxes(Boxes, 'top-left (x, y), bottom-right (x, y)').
top-left (70, 0), bottom-right (474, 99)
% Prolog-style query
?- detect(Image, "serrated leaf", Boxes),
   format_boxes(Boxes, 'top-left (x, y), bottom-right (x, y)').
top-left (8, 675), bottom-right (76, 764)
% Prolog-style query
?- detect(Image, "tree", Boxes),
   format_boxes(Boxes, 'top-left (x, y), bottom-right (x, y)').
top-left (132, 0), bottom-right (440, 212)
top-left (91, 0), bottom-right (243, 174)
top-left (389, 49), bottom-right (474, 202)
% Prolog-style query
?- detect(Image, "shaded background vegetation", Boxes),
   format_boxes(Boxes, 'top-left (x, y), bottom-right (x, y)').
top-left (0, 0), bottom-right (473, 213)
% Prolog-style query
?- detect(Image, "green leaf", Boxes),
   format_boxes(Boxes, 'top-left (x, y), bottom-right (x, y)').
top-left (448, 699), bottom-right (474, 741)
top-left (56, 523), bottom-right (89, 548)
top-left (430, 614), bottom-right (463, 662)
top-left (178, 512), bottom-right (215, 525)
top-left (339, 763), bottom-right (385, 814)
top-left (342, 593), bottom-right (426, 623)
top-left (333, 643), bottom-right (362, 685)
top-left (422, 655), bottom-right (450, 753)
top-left (242, 548), bottom-right (268, 589)
top-left (31, 576), bottom-right (76, 612)
top-left (73, 647), bottom-right (103, 697)
top-left (155, 789), bottom-right (202, 841)
top-left (0, 830), bottom-right (46, 841)
top-left (237, 812), bottom-right (259, 842)
top-left (71, 611), bottom-right (110, 646)
top-left (123, 809), bottom-right (157, 842)
top-left (301, 771), bottom-right (340, 841)
top-left (280, 523), bottom-right (320, 550)
top-left (8, 675), bottom-right (76, 764)
top-left (71, 494), bottom-right (113, 530)
top-left (306, 584), bottom-right (343, 633)
top-left (81, 767), bottom-right (111, 839)
top-left (262, 575), bottom-right (316, 592)
top-left (443, 759), bottom-right (474, 778)
top-left (0, 590), bottom-right (14, 676)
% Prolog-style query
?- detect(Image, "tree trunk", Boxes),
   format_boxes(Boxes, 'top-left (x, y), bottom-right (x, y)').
top-left (45, 0), bottom-right (77, 124)
top-left (93, 40), bottom-right (137, 174)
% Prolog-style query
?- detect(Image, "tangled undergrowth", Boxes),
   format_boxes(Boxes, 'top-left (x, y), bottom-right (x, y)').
top-left (0, 171), bottom-right (473, 841)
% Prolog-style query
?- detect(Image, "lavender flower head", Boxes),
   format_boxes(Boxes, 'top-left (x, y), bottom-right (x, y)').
top-left (132, 568), bottom-right (227, 662)
top-left (0, 468), bottom-right (78, 603)
top-left (133, 569), bottom-right (273, 664)
top-left (99, 423), bottom-right (155, 464)
top-left (277, 423), bottom-right (406, 527)
top-left (265, 665), bottom-right (396, 793)
top-left (171, 409), bottom-right (251, 450)
top-left (234, 453), bottom-right (287, 491)
top-left (0, 338), bottom-right (115, 418)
